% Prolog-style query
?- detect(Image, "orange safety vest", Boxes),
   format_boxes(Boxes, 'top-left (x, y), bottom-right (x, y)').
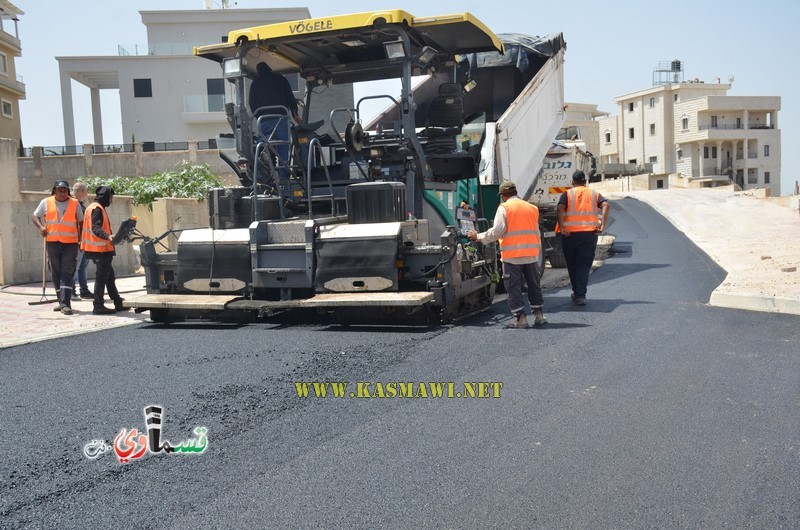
top-left (44, 196), bottom-right (80, 243)
top-left (499, 198), bottom-right (540, 260)
top-left (560, 186), bottom-right (600, 233)
top-left (81, 202), bottom-right (114, 253)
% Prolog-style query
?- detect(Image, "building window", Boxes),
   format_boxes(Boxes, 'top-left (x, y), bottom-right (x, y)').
top-left (764, 145), bottom-right (770, 157)
top-left (765, 172), bottom-right (771, 184)
top-left (656, 179), bottom-right (664, 189)
top-left (704, 146), bottom-right (709, 158)
top-left (748, 173), bottom-right (758, 185)
top-left (1, 99), bottom-right (12, 118)
top-left (207, 78), bottom-right (225, 112)
top-left (0, 52), bottom-right (7, 76)
top-left (649, 123), bottom-right (656, 135)
top-left (604, 132), bottom-right (611, 143)
top-left (711, 146), bottom-right (717, 158)
top-left (649, 156), bottom-right (658, 163)
top-left (674, 94), bottom-right (678, 101)
top-left (628, 102), bottom-right (634, 112)
top-left (133, 78), bottom-right (153, 98)
top-left (629, 127), bottom-right (635, 139)
top-left (649, 97), bottom-right (655, 108)
top-left (677, 149), bottom-right (683, 159)
top-left (736, 117), bottom-right (742, 129)
top-left (681, 117), bottom-right (689, 130)
top-left (711, 115), bottom-right (718, 128)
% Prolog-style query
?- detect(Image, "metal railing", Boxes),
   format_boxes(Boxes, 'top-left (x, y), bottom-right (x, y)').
top-left (19, 141), bottom-right (221, 158)
top-left (698, 124), bottom-right (744, 130)
top-left (118, 42), bottom-right (196, 56)
top-left (602, 163), bottom-right (653, 175)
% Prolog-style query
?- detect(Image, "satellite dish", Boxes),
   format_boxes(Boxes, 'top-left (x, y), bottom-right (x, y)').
top-left (728, 75), bottom-right (735, 83)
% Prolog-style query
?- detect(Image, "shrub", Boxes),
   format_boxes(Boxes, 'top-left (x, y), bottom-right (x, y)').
top-left (81, 161), bottom-right (223, 209)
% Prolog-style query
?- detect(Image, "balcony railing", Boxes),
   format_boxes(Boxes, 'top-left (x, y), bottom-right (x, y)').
top-left (118, 42), bottom-right (196, 56)
top-left (602, 163), bottom-right (653, 175)
top-left (704, 166), bottom-right (733, 176)
top-left (183, 94), bottom-right (227, 113)
top-left (698, 124), bottom-right (744, 131)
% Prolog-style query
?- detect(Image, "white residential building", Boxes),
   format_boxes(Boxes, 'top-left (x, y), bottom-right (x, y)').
top-left (557, 102), bottom-right (607, 161)
top-left (598, 75), bottom-right (781, 195)
top-left (56, 8), bottom-right (352, 150)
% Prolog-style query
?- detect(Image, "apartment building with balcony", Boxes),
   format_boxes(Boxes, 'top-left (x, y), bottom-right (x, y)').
top-left (598, 62), bottom-right (781, 195)
top-left (56, 8), bottom-right (353, 149)
top-left (674, 95), bottom-right (780, 194)
top-left (0, 0), bottom-right (24, 148)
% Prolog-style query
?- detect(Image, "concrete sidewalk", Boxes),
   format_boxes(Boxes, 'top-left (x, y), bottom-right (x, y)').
top-left (0, 275), bottom-right (149, 349)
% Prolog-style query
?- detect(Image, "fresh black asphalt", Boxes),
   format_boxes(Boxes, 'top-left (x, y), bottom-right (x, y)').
top-left (2, 197), bottom-right (799, 527)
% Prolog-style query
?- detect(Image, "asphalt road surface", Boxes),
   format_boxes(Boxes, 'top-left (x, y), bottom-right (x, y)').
top-left (2, 198), bottom-right (799, 528)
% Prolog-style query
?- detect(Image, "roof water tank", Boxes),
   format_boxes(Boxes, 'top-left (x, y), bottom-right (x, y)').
top-left (671, 60), bottom-right (682, 72)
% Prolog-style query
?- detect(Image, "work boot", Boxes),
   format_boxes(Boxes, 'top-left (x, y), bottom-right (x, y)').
top-left (93, 305), bottom-right (116, 315)
top-left (61, 306), bottom-right (74, 316)
top-left (114, 298), bottom-right (128, 312)
top-left (80, 291), bottom-right (94, 299)
top-left (533, 308), bottom-right (548, 326)
top-left (571, 293), bottom-right (586, 306)
top-left (53, 304), bottom-right (63, 312)
top-left (505, 313), bottom-right (529, 329)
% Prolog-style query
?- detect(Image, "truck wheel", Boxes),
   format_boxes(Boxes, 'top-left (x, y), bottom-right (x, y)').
top-left (549, 235), bottom-right (568, 268)
top-left (549, 249), bottom-right (568, 268)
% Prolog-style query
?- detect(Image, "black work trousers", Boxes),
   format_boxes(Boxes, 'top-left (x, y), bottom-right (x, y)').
top-left (46, 241), bottom-right (78, 306)
top-left (91, 253), bottom-right (121, 309)
top-left (503, 261), bottom-right (543, 317)
top-left (561, 231), bottom-right (598, 298)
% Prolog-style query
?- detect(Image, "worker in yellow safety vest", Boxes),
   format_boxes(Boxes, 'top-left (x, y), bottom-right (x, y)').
top-left (467, 180), bottom-right (547, 328)
top-left (81, 186), bottom-right (127, 315)
top-left (31, 179), bottom-right (82, 315)
top-left (556, 170), bottom-right (610, 306)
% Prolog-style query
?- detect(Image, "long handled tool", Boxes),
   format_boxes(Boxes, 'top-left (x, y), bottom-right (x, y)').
top-left (29, 238), bottom-right (58, 305)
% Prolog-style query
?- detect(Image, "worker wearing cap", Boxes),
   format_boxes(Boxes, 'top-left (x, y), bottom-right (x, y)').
top-left (82, 186), bottom-right (127, 315)
top-left (31, 179), bottom-right (83, 315)
top-left (557, 170), bottom-right (610, 305)
top-left (467, 181), bottom-right (547, 328)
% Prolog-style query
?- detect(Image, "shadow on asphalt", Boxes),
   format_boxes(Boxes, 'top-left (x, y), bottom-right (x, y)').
top-left (547, 296), bottom-right (655, 314)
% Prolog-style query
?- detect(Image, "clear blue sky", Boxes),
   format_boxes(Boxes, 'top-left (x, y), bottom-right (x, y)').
top-left (17, 0), bottom-right (798, 195)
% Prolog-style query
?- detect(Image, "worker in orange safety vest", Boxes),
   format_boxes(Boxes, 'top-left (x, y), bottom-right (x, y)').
top-left (81, 186), bottom-right (127, 315)
top-left (556, 170), bottom-right (610, 306)
top-left (31, 179), bottom-right (82, 315)
top-left (467, 180), bottom-right (547, 328)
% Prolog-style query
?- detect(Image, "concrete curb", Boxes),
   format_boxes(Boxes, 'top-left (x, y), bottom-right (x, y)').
top-left (709, 291), bottom-right (800, 316)
top-left (608, 192), bottom-right (800, 317)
